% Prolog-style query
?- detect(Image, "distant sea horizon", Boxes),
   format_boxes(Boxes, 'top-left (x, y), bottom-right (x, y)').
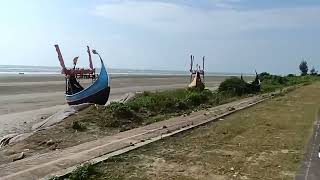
top-left (0, 65), bottom-right (253, 76)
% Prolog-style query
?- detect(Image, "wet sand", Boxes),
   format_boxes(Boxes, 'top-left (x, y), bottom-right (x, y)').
top-left (0, 74), bottom-right (234, 137)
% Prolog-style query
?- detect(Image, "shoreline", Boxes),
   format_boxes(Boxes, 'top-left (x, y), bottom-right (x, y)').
top-left (0, 73), bottom-right (254, 79)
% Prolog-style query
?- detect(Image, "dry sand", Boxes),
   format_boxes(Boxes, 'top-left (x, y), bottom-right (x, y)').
top-left (0, 74), bottom-right (233, 137)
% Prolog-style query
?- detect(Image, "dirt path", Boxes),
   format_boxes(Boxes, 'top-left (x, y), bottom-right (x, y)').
top-left (296, 111), bottom-right (320, 180)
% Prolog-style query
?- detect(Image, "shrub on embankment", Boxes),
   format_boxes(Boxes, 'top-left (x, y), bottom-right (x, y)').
top-left (218, 76), bottom-right (262, 96)
top-left (218, 77), bottom-right (252, 96)
top-left (259, 72), bottom-right (317, 92)
top-left (217, 73), bottom-right (319, 95)
top-left (81, 73), bottom-right (318, 131)
top-left (85, 88), bottom-right (239, 130)
top-left (49, 163), bottom-right (98, 180)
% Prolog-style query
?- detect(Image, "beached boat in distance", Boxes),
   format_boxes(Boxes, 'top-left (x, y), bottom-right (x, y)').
top-left (54, 45), bottom-right (110, 105)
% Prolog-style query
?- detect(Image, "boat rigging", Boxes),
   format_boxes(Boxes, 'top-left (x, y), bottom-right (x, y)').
top-left (54, 45), bottom-right (110, 105)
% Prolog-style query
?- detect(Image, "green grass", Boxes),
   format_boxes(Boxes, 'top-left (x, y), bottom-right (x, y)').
top-left (50, 163), bottom-right (99, 180)
top-left (71, 121), bottom-right (87, 131)
top-left (260, 74), bottom-right (318, 93)
top-left (82, 88), bottom-right (241, 131)
top-left (79, 82), bottom-right (320, 180)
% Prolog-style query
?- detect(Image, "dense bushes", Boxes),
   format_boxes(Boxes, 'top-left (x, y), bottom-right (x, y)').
top-left (107, 102), bottom-right (136, 119)
top-left (218, 73), bottom-right (318, 95)
top-left (185, 89), bottom-right (212, 106)
top-left (259, 72), bottom-right (315, 92)
top-left (218, 77), bottom-right (249, 96)
top-left (218, 76), bottom-right (261, 96)
top-left (259, 73), bottom-right (288, 85)
top-left (95, 102), bottom-right (142, 128)
top-left (127, 88), bottom-right (213, 114)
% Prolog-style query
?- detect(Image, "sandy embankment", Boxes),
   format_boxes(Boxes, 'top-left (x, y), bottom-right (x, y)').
top-left (0, 74), bottom-right (229, 137)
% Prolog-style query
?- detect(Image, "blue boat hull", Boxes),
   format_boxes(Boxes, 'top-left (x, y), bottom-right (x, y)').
top-left (67, 86), bottom-right (110, 105)
top-left (65, 58), bottom-right (110, 105)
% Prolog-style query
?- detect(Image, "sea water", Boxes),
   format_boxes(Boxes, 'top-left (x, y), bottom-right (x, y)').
top-left (0, 65), bottom-right (246, 76)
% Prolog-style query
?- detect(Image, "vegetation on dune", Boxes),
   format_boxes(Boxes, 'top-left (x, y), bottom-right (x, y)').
top-left (218, 76), bottom-right (260, 96)
top-left (218, 77), bottom-right (249, 96)
top-left (68, 163), bottom-right (98, 180)
top-left (87, 88), bottom-right (228, 130)
top-left (50, 163), bottom-right (98, 180)
top-left (60, 55), bottom-right (320, 134)
top-left (74, 72), bottom-right (319, 131)
top-left (217, 71), bottom-right (317, 95)
top-left (259, 72), bottom-right (317, 92)
top-left (71, 121), bottom-right (86, 131)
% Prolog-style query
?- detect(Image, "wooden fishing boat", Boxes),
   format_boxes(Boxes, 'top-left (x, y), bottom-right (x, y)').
top-left (65, 54), bottom-right (110, 105)
top-left (54, 45), bottom-right (110, 105)
top-left (188, 55), bottom-right (205, 89)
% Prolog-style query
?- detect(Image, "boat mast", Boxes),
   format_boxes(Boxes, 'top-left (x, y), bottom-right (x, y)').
top-left (54, 44), bottom-right (68, 93)
top-left (190, 54), bottom-right (194, 83)
top-left (54, 44), bottom-right (66, 73)
top-left (87, 46), bottom-right (94, 70)
top-left (202, 56), bottom-right (205, 82)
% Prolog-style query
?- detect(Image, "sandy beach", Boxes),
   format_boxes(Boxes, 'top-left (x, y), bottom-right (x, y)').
top-left (0, 74), bottom-right (233, 137)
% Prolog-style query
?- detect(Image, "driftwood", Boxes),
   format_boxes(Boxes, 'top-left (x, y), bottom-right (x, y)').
top-left (12, 152), bottom-right (25, 162)
top-left (0, 134), bottom-right (18, 147)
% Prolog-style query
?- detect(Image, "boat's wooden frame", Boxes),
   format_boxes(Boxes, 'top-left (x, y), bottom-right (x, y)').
top-left (54, 44), bottom-right (110, 105)
top-left (65, 51), bottom-right (110, 105)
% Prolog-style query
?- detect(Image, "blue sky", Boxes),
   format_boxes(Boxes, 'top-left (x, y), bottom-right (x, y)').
top-left (0, 0), bottom-right (319, 74)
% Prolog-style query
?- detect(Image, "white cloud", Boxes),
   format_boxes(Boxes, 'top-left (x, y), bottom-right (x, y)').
top-left (215, 3), bottom-right (235, 9)
top-left (213, 0), bottom-right (242, 9)
top-left (93, 1), bottom-right (320, 34)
